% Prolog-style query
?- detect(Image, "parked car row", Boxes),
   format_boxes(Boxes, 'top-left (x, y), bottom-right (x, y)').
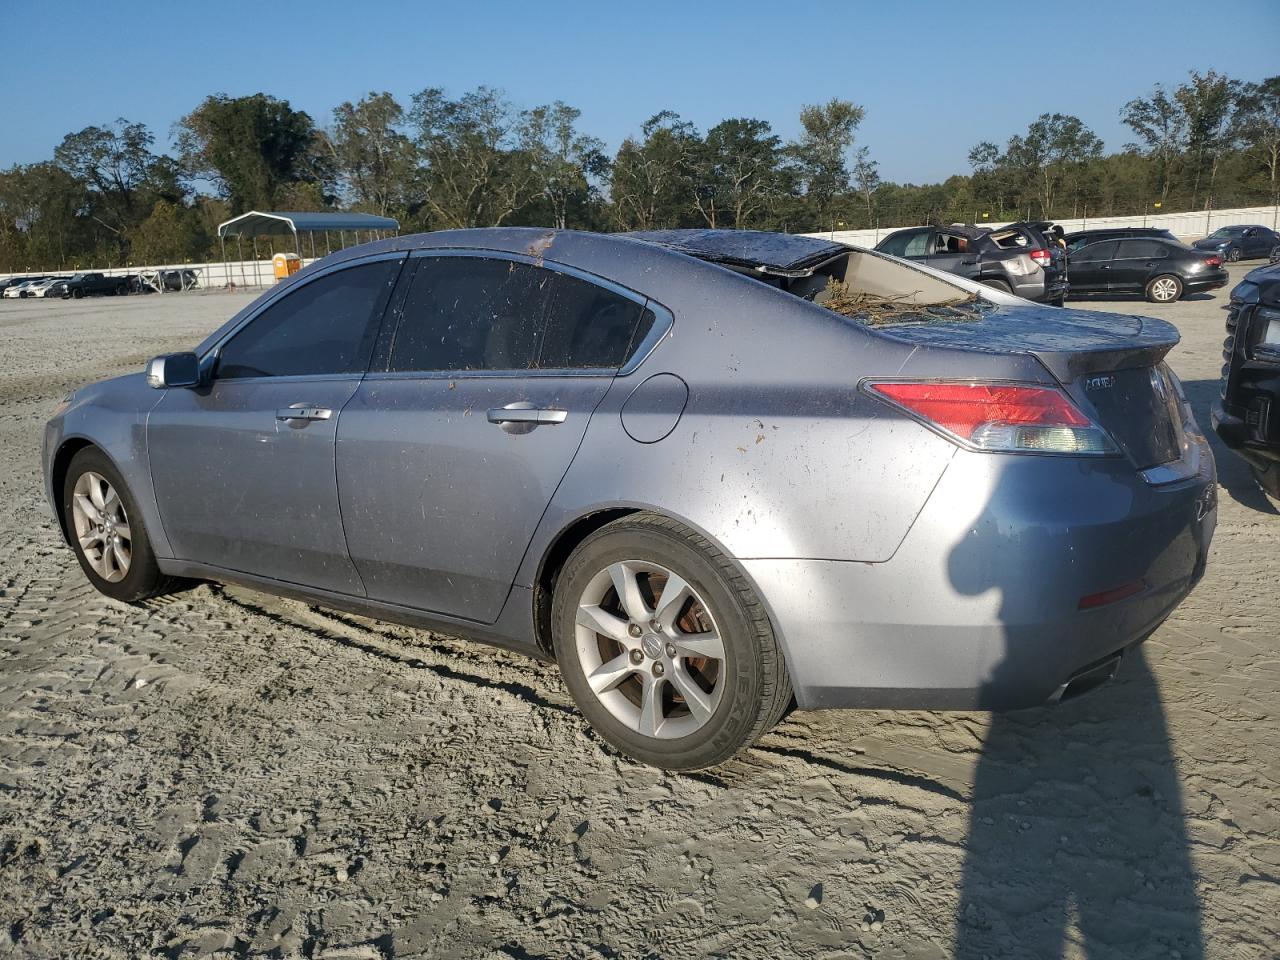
top-left (1, 270), bottom-right (199, 300)
top-left (876, 222), bottom-right (1279, 304)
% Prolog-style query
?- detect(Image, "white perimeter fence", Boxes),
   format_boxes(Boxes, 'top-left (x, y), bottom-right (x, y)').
top-left (805, 203), bottom-right (1280, 249)
top-left (4, 203), bottom-right (1279, 292)
top-left (0, 258), bottom-right (320, 292)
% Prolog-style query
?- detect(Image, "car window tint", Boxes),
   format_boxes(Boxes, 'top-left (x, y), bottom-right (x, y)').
top-left (1070, 240), bottom-right (1118, 264)
top-left (1117, 239), bottom-right (1168, 259)
top-left (390, 256), bottom-right (654, 372)
top-left (539, 271), bottom-right (653, 368)
top-left (217, 260), bottom-right (398, 379)
top-left (389, 257), bottom-right (548, 372)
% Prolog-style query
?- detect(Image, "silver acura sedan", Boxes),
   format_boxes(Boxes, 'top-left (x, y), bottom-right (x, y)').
top-left (44, 228), bottom-right (1217, 769)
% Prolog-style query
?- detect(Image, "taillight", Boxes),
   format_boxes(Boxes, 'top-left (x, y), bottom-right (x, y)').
top-left (864, 381), bottom-right (1118, 456)
top-left (1204, 256), bottom-right (1223, 267)
top-left (1028, 248), bottom-right (1052, 268)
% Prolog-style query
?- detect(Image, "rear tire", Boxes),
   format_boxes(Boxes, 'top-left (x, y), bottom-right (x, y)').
top-left (552, 513), bottom-right (792, 770)
top-left (980, 279), bottom-right (1011, 294)
top-left (1146, 274), bottom-right (1182, 303)
top-left (62, 447), bottom-right (177, 603)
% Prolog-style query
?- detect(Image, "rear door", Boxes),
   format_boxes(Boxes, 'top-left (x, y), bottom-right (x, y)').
top-left (337, 252), bottom-right (662, 622)
top-left (926, 229), bottom-right (981, 280)
top-left (1066, 240), bottom-right (1118, 293)
top-left (1111, 238), bottom-right (1170, 294)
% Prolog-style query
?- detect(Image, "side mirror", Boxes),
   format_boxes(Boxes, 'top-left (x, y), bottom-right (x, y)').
top-left (146, 352), bottom-right (201, 389)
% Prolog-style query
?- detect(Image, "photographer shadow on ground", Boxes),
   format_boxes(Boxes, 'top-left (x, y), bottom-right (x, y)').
top-left (946, 463), bottom-right (1205, 960)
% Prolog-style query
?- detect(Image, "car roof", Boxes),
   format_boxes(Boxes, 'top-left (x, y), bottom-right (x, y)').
top-left (625, 229), bottom-right (846, 273)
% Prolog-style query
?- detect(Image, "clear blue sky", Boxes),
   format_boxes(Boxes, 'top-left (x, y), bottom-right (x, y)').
top-left (1, 0), bottom-right (1276, 185)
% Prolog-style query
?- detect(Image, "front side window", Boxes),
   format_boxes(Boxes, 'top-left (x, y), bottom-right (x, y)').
top-left (388, 256), bottom-right (654, 373)
top-left (217, 260), bottom-right (400, 379)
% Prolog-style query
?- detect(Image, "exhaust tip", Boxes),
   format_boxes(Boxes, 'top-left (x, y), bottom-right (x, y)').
top-left (1050, 652), bottom-right (1124, 703)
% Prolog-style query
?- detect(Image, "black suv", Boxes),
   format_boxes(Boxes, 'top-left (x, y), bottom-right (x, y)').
top-left (874, 221), bottom-right (1068, 304)
top-left (1213, 262), bottom-right (1280, 497)
top-left (1066, 236), bottom-right (1228, 303)
top-left (1064, 227), bottom-right (1177, 254)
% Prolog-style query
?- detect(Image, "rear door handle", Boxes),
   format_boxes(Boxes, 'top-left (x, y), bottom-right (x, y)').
top-left (486, 406), bottom-right (568, 425)
top-left (276, 406), bottom-right (333, 422)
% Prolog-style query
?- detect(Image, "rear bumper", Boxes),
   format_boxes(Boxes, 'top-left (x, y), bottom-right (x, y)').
top-left (1185, 269), bottom-right (1230, 293)
top-left (1011, 273), bottom-right (1068, 303)
top-left (747, 442), bottom-right (1216, 712)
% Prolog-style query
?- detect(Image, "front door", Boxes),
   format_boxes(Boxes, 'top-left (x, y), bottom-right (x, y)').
top-left (148, 256), bottom-right (403, 593)
top-left (338, 252), bottom-right (659, 622)
top-left (1065, 239), bottom-right (1118, 294)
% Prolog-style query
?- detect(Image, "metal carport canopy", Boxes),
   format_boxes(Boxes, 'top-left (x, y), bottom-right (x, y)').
top-left (217, 210), bottom-right (400, 238)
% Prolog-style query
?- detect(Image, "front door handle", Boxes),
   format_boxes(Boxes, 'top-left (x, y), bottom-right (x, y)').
top-left (276, 406), bottom-right (333, 422)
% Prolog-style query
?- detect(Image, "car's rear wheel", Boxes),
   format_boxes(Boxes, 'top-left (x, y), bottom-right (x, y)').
top-left (1146, 274), bottom-right (1182, 303)
top-left (552, 513), bottom-right (791, 769)
top-left (1228, 247), bottom-right (1242, 262)
top-left (980, 279), bottom-right (1012, 294)
top-left (63, 447), bottom-right (176, 602)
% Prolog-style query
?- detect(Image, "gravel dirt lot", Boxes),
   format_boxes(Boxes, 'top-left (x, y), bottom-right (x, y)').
top-left (1, 271), bottom-right (1277, 960)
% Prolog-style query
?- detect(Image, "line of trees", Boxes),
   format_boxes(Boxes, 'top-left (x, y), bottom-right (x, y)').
top-left (1, 71), bottom-right (1277, 272)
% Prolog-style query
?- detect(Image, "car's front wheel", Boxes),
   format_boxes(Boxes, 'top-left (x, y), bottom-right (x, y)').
top-left (62, 447), bottom-right (177, 602)
top-left (1228, 247), bottom-right (1242, 262)
top-left (1146, 274), bottom-right (1183, 303)
top-left (552, 514), bottom-right (791, 769)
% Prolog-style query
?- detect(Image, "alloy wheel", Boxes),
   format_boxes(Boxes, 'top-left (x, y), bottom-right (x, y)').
top-left (71, 471), bottom-right (132, 582)
top-left (574, 560), bottom-right (726, 740)
top-left (1151, 277), bottom-right (1180, 302)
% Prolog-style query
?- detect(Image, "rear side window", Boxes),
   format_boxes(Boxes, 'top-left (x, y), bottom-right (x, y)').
top-left (1070, 240), bottom-right (1118, 264)
top-left (1117, 239), bottom-right (1168, 259)
top-left (389, 256), bottom-right (654, 373)
top-left (879, 230), bottom-right (929, 258)
top-left (539, 271), bottom-right (654, 368)
top-left (217, 260), bottom-right (400, 379)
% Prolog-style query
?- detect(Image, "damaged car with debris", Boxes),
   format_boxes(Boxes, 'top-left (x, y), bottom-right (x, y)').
top-left (44, 227), bottom-right (1217, 769)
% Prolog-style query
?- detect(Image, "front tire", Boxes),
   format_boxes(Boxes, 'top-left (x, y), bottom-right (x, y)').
top-left (552, 514), bottom-right (791, 769)
top-left (1146, 274), bottom-right (1183, 303)
top-left (62, 447), bottom-right (176, 602)
top-left (1228, 247), bottom-right (1242, 262)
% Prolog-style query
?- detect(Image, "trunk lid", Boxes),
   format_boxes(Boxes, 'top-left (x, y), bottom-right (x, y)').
top-left (874, 305), bottom-right (1185, 469)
